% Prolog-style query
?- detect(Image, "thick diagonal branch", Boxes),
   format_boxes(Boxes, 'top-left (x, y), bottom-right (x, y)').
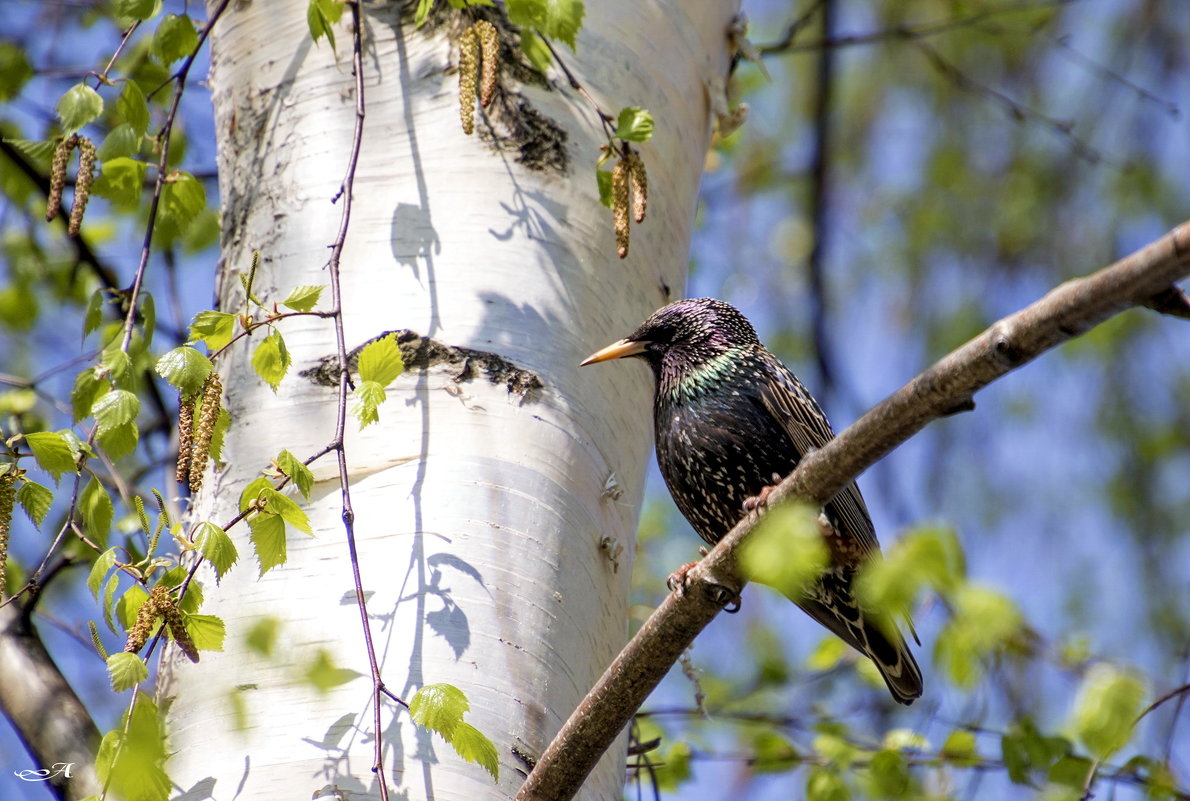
top-left (0, 601), bottom-right (101, 801)
top-left (515, 220), bottom-right (1190, 801)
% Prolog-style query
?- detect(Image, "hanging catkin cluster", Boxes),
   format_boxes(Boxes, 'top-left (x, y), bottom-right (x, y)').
top-left (176, 373), bottom-right (222, 493)
top-left (46, 134), bottom-right (97, 235)
top-left (0, 470), bottom-right (14, 601)
top-left (458, 20), bottom-right (499, 135)
top-left (611, 152), bottom-right (649, 259)
top-left (124, 584), bottom-right (200, 662)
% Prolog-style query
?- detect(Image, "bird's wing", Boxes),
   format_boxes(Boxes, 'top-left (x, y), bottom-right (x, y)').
top-left (755, 352), bottom-right (881, 560)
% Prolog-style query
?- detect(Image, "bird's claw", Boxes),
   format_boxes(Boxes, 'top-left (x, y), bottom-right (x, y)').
top-left (742, 474), bottom-right (784, 512)
top-left (667, 551), bottom-right (742, 612)
top-left (666, 548), bottom-right (710, 593)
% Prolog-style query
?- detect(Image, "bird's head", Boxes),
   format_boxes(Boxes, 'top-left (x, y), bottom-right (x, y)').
top-left (580, 298), bottom-right (759, 380)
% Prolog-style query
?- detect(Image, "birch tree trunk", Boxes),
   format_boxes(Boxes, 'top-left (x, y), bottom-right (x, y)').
top-left (162, 1), bottom-right (736, 798)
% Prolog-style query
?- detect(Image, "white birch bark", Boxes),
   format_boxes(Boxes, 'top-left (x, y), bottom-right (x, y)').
top-left (162, 2), bottom-right (736, 798)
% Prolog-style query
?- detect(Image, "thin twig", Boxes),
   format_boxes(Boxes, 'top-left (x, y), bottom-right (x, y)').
top-left (326, 5), bottom-right (406, 800)
top-left (759, 0), bottom-right (1080, 55)
top-left (120, 0), bottom-right (233, 354)
top-left (913, 39), bottom-right (1103, 164)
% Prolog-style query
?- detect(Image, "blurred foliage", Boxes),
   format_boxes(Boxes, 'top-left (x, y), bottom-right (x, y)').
top-left (631, 0), bottom-right (1190, 798)
top-left (0, 0), bottom-right (1188, 800)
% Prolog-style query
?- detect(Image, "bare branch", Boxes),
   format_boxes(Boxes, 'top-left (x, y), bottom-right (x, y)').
top-left (759, 0), bottom-right (1080, 56)
top-left (515, 220), bottom-right (1190, 801)
top-left (0, 601), bottom-right (101, 801)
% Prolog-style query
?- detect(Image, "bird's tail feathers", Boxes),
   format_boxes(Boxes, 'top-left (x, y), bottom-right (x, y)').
top-left (795, 574), bottom-right (923, 705)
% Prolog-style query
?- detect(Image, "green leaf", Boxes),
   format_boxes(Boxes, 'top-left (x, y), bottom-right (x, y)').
top-left (806, 767), bottom-right (849, 801)
top-left (158, 171), bottom-right (207, 239)
top-left (277, 450), bottom-right (314, 500)
top-left (303, 649), bottom-right (361, 694)
top-left (181, 207), bottom-right (220, 253)
top-left (93, 390), bottom-right (141, 431)
top-left (249, 512), bottom-right (287, 576)
top-left (252, 330), bottom-right (291, 391)
top-left (155, 346), bottom-right (214, 396)
top-left (940, 729), bottom-right (979, 766)
top-left (750, 730), bottom-right (798, 773)
top-left (116, 584), bottom-right (151, 632)
top-left (195, 521), bottom-right (238, 578)
top-left (107, 652), bottom-right (149, 692)
top-left (1001, 733), bottom-right (1032, 784)
top-left (353, 380), bottom-right (387, 429)
top-left (97, 123), bottom-right (142, 160)
top-left (359, 334), bottom-right (405, 386)
top-left (806, 635), bottom-right (846, 671)
top-left (181, 613), bottom-right (226, 652)
top-left (934, 584), bottom-right (1023, 688)
top-left (614, 106), bottom-right (654, 142)
top-left (0, 41), bottom-right (34, 102)
top-left (245, 616), bottom-right (281, 657)
top-left (410, 682), bottom-right (470, 737)
top-left (506, 0), bottom-right (585, 50)
top-left (173, 575), bottom-right (203, 614)
top-left (261, 488), bottom-right (312, 535)
top-left (856, 525), bottom-right (964, 618)
top-left (81, 477), bottom-right (114, 547)
top-left (117, 79), bottom-right (150, 135)
top-left (739, 501), bottom-right (827, 598)
top-left (1071, 663), bottom-right (1146, 759)
top-left (152, 14), bottom-right (199, 66)
top-left (208, 406), bottom-right (231, 464)
top-left (57, 83), bottom-right (104, 133)
top-left (102, 573), bottom-right (120, 633)
top-left (88, 548), bottom-right (119, 598)
top-left (520, 30), bottom-right (552, 73)
top-left (239, 476), bottom-right (273, 514)
top-left (868, 750), bottom-right (910, 799)
top-left (97, 422), bottom-right (139, 461)
top-left (92, 157), bottom-right (148, 209)
top-left (25, 431), bottom-right (77, 482)
top-left (96, 691), bottom-right (170, 801)
top-left (450, 721), bottom-right (499, 781)
top-left (414, 0), bottom-right (434, 27)
top-left (72, 368), bottom-right (107, 422)
top-left (307, 0), bottom-right (345, 49)
top-left (280, 284), bottom-right (324, 313)
top-left (113, 0), bottom-right (161, 22)
top-left (1048, 754), bottom-right (1095, 789)
top-left (17, 480), bottom-right (53, 526)
top-left (595, 167), bottom-right (614, 208)
top-left (0, 389), bottom-right (35, 415)
top-left (189, 310), bottom-right (236, 352)
top-left (408, 683), bottom-right (498, 778)
top-left (0, 138), bottom-right (54, 163)
top-left (0, 280), bottom-right (38, 330)
top-left (102, 348), bottom-right (132, 382)
top-left (83, 290), bottom-right (105, 339)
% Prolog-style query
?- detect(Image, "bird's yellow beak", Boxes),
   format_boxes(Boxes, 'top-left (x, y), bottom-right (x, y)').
top-left (580, 338), bottom-right (647, 366)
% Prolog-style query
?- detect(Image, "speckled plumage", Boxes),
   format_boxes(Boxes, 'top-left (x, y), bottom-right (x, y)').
top-left (584, 298), bottom-right (923, 705)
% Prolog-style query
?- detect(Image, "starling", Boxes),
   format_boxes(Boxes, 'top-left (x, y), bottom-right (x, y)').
top-left (581, 298), bottom-right (923, 705)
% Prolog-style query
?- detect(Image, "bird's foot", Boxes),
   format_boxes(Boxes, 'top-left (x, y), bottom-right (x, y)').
top-left (665, 547), bottom-right (709, 593)
top-left (666, 547), bottom-right (742, 612)
top-left (665, 561), bottom-right (698, 594)
top-left (742, 473), bottom-right (785, 512)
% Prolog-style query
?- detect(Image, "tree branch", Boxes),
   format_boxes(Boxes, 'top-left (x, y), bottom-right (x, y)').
top-left (515, 220), bottom-right (1190, 801)
top-left (0, 601), bottom-right (101, 801)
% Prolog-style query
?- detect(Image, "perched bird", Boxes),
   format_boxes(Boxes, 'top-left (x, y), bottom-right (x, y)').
top-left (581, 298), bottom-right (922, 704)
